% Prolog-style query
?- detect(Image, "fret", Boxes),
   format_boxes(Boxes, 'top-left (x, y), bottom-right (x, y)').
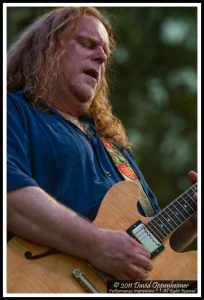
top-left (161, 209), bottom-right (179, 229)
top-left (170, 203), bottom-right (187, 223)
top-left (171, 200), bottom-right (191, 219)
top-left (148, 210), bottom-right (176, 241)
top-left (156, 212), bottom-right (176, 232)
top-left (147, 211), bottom-right (176, 242)
top-left (169, 185), bottom-right (197, 215)
top-left (165, 206), bottom-right (182, 226)
top-left (182, 193), bottom-right (197, 211)
top-left (192, 184), bottom-right (197, 193)
top-left (146, 183), bottom-right (197, 241)
top-left (180, 196), bottom-right (196, 214)
top-left (146, 219), bottom-right (166, 242)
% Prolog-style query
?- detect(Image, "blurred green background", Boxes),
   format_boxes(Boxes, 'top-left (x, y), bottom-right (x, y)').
top-left (7, 6), bottom-right (197, 249)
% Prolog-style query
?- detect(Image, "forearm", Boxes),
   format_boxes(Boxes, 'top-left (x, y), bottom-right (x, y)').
top-left (170, 214), bottom-right (197, 252)
top-left (7, 186), bottom-right (155, 280)
top-left (7, 186), bottom-right (98, 260)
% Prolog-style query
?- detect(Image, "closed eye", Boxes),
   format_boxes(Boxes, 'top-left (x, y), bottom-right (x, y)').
top-left (76, 36), bottom-right (109, 57)
top-left (77, 37), bottom-right (94, 49)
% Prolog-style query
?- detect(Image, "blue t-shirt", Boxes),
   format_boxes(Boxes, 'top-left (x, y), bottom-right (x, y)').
top-left (7, 91), bottom-right (160, 221)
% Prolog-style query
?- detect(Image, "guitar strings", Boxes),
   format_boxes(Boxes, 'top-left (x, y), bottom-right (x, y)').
top-left (145, 183), bottom-right (197, 242)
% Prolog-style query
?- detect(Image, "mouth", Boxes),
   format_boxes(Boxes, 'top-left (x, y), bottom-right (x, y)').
top-left (83, 69), bottom-right (99, 81)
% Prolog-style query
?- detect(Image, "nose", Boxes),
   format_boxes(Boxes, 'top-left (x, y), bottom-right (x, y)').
top-left (93, 46), bottom-right (107, 64)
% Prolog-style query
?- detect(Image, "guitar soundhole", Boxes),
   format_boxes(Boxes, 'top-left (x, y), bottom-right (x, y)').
top-left (24, 248), bottom-right (60, 260)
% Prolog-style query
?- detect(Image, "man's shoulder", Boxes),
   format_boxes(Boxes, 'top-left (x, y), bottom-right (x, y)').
top-left (7, 90), bottom-right (31, 112)
top-left (7, 90), bottom-right (26, 104)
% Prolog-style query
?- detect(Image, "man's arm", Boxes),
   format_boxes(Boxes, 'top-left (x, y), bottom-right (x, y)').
top-left (8, 186), bottom-right (153, 280)
top-left (8, 186), bottom-right (98, 259)
top-left (169, 170), bottom-right (197, 252)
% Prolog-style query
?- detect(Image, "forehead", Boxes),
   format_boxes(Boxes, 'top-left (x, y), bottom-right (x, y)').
top-left (63, 15), bottom-right (110, 47)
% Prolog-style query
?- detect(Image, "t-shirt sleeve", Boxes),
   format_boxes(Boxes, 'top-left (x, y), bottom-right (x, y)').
top-left (7, 95), bottom-right (39, 191)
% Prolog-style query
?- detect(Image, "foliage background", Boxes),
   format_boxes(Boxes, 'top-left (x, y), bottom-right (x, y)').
top-left (7, 6), bottom-right (197, 249)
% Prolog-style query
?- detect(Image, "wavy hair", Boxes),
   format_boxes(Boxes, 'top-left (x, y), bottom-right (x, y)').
top-left (7, 7), bottom-right (131, 148)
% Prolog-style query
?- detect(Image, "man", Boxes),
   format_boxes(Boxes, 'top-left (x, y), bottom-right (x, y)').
top-left (7, 7), bottom-right (197, 281)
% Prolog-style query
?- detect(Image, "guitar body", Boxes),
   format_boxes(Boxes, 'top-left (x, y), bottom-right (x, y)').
top-left (7, 181), bottom-right (197, 293)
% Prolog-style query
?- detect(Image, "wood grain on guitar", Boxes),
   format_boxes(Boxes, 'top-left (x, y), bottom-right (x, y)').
top-left (7, 181), bottom-right (197, 293)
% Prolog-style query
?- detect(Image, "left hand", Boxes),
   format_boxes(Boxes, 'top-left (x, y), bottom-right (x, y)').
top-left (168, 170), bottom-right (197, 251)
top-left (188, 170), bottom-right (197, 184)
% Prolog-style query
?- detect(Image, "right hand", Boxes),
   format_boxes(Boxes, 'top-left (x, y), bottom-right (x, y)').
top-left (89, 229), bottom-right (153, 280)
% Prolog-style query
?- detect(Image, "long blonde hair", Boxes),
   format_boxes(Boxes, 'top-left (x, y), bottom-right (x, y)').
top-left (7, 7), bottom-right (131, 148)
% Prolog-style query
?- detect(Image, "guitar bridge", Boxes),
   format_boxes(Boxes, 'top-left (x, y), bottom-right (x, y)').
top-left (127, 221), bottom-right (164, 258)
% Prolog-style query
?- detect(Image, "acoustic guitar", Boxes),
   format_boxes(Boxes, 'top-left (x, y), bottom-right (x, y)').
top-left (7, 181), bottom-right (197, 293)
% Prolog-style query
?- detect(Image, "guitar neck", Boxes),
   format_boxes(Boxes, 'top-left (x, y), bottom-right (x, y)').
top-left (146, 183), bottom-right (197, 242)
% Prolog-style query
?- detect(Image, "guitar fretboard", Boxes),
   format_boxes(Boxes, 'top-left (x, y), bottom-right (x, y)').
top-left (146, 183), bottom-right (197, 242)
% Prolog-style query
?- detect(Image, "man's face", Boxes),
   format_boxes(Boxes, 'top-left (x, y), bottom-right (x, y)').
top-left (57, 15), bottom-right (110, 113)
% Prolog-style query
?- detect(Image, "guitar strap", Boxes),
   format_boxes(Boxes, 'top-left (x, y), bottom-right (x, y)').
top-left (101, 138), bottom-right (155, 217)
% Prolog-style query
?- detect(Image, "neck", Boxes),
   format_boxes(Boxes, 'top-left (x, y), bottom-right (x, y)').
top-left (56, 109), bottom-right (90, 136)
top-left (57, 110), bottom-right (79, 121)
top-left (51, 86), bottom-right (92, 117)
